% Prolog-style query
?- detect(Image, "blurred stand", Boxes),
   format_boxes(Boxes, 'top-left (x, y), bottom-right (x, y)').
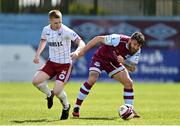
top-left (0, 0), bottom-right (179, 16)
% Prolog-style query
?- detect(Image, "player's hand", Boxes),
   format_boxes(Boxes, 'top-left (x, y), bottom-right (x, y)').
top-left (33, 55), bottom-right (40, 64)
top-left (117, 55), bottom-right (124, 64)
top-left (70, 51), bottom-right (79, 61)
top-left (71, 50), bottom-right (85, 61)
top-left (78, 50), bottom-right (85, 57)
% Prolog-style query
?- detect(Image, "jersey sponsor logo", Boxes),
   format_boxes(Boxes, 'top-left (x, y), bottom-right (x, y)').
top-left (48, 42), bottom-right (63, 47)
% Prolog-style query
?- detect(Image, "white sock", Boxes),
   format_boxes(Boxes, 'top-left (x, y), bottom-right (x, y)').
top-left (36, 82), bottom-right (51, 97)
top-left (74, 104), bottom-right (80, 108)
top-left (57, 90), bottom-right (69, 110)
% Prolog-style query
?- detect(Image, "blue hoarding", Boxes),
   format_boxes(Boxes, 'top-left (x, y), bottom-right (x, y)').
top-left (131, 49), bottom-right (180, 82)
top-left (72, 49), bottom-right (180, 82)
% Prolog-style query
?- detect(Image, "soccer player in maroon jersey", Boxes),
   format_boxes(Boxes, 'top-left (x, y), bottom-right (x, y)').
top-left (71, 32), bottom-right (145, 118)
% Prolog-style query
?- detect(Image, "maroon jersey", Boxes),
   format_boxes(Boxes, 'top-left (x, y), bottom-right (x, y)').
top-left (89, 34), bottom-right (140, 77)
top-left (94, 34), bottom-right (131, 64)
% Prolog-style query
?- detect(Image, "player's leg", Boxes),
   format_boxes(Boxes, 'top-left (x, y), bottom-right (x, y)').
top-left (32, 71), bottom-right (52, 97)
top-left (32, 71), bottom-right (54, 109)
top-left (53, 80), bottom-right (70, 120)
top-left (72, 70), bottom-right (100, 117)
top-left (112, 69), bottom-right (140, 117)
top-left (113, 69), bottom-right (134, 105)
top-left (32, 60), bottom-right (55, 109)
top-left (53, 63), bottom-right (72, 120)
top-left (53, 81), bottom-right (70, 111)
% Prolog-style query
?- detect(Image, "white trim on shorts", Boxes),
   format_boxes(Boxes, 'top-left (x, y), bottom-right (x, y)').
top-left (109, 66), bottom-right (125, 77)
top-left (64, 64), bottom-right (73, 83)
top-left (89, 67), bottom-right (102, 74)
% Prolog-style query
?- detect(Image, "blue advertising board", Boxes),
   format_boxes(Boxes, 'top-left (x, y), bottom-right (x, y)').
top-left (71, 48), bottom-right (180, 82)
top-left (131, 49), bottom-right (180, 82)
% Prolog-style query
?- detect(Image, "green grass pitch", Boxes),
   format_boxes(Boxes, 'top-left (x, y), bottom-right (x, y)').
top-left (0, 82), bottom-right (180, 125)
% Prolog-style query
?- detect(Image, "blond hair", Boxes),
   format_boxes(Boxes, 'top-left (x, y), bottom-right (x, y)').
top-left (48, 10), bottom-right (62, 21)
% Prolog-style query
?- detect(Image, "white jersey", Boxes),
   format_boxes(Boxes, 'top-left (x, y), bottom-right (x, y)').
top-left (41, 24), bottom-right (81, 64)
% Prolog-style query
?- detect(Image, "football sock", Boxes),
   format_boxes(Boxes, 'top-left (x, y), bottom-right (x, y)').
top-left (74, 82), bottom-right (92, 108)
top-left (57, 90), bottom-right (70, 110)
top-left (36, 82), bottom-right (52, 97)
top-left (123, 88), bottom-right (134, 105)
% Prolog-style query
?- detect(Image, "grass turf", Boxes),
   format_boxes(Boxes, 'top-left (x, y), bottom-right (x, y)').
top-left (0, 82), bottom-right (180, 125)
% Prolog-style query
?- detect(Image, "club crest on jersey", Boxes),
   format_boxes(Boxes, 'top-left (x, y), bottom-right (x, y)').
top-left (94, 62), bottom-right (100, 67)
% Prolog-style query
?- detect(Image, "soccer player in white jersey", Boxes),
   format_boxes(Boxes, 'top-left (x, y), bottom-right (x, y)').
top-left (32, 10), bottom-right (85, 120)
top-left (71, 32), bottom-right (145, 118)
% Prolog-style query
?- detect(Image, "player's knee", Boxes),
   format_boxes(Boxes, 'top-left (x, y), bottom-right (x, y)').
top-left (123, 79), bottom-right (134, 89)
top-left (52, 90), bottom-right (60, 96)
top-left (87, 76), bottom-right (98, 85)
top-left (87, 71), bottom-right (99, 85)
top-left (32, 78), bottom-right (39, 86)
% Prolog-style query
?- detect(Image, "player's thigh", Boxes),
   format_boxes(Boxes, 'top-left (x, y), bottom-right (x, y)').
top-left (32, 71), bottom-right (50, 85)
top-left (113, 69), bottom-right (133, 88)
top-left (53, 80), bottom-right (64, 95)
top-left (55, 64), bottom-right (72, 83)
top-left (87, 71), bottom-right (100, 85)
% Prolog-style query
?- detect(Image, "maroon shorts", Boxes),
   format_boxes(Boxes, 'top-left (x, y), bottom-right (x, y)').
top-left (40, 60), bottom-right (72, 83)
top-left (89, 55), bottom-right (125, 77)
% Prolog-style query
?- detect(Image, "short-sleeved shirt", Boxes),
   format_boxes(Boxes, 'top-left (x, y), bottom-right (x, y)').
top-left (41, 24), bottom-right (81, 64)
top-left (89, 34), bottom-right (141, 77)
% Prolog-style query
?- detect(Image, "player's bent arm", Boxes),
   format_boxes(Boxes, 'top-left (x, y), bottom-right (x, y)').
top-left (78, 36), bottom-right (105, 57)
top-left (123, 59), bottom-right (137, 72)
top-left (74, 39), bottom-right (85, 54)
top-left (123, 50), bottom-right (140, 72)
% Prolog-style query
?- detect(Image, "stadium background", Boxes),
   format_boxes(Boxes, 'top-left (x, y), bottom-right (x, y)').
top-left (0, 0), bottom-right (180, 125)
top-left (0, 0), bottom-right (179, 82)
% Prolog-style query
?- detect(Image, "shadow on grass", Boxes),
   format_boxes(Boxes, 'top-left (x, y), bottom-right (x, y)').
top-left (11, 119), bottom-right (60, 123)
top-left (71, 117), bottom-right (118, 120)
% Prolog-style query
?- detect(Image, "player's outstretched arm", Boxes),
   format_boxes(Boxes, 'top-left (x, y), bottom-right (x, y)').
top-left (33, 39), bottom-right (47, 64)
top-left (78, 36), bottom-right (105, 57)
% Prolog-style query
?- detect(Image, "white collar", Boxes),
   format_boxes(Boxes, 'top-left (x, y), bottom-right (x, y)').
top-left (126, 43), bottom-right (129, 49)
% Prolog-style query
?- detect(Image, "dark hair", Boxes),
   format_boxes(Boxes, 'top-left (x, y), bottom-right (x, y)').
top-left (48, 10), bottom-right (62, 19)
top-left (131, 32), bottom-right (145, 46)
